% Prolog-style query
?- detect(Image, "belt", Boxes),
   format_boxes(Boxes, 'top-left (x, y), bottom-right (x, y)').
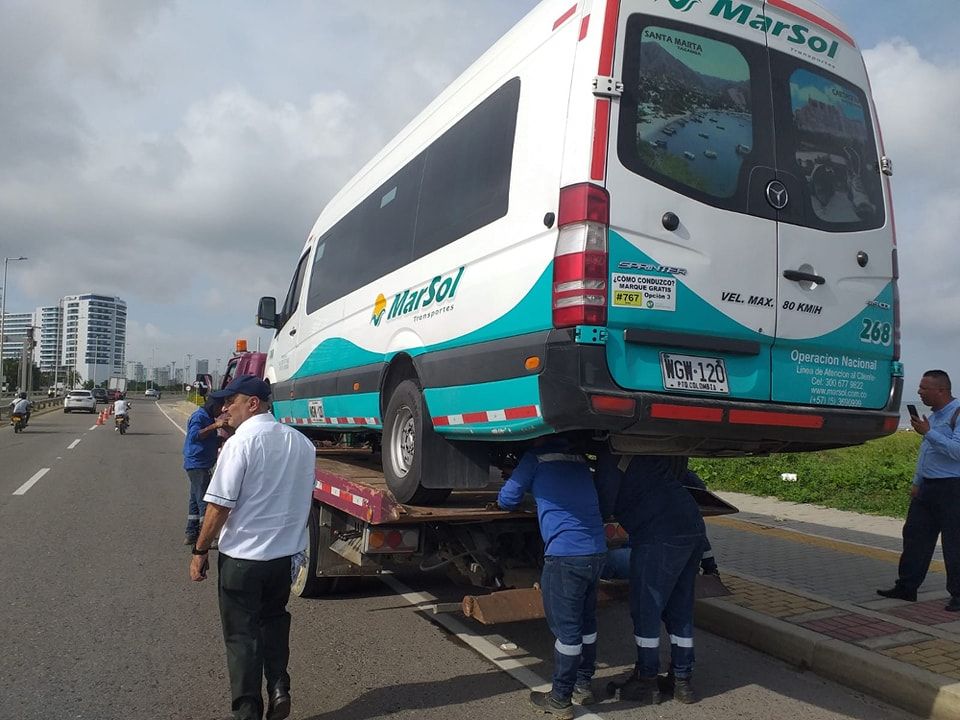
top-left (922, 476), bottom-right (960, 483)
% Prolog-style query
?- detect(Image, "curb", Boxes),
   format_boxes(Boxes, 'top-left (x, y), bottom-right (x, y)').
top-left (696, 595), bottom-right (960, 719)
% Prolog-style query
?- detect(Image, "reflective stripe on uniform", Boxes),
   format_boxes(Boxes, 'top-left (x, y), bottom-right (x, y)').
top-left (635, 636), bottom-right (660, 648)
top-left (538, 453), bottom-right (586, 464)
top-left (582, 632), bottom-right (598, 644)
top-left (701, 550), bottom-right (714, 560)
top-left (555, 639), bottom-right (583, 656)
top-left (670, 635), bottom-right (694, 648)
top-left (187, 514), bottom-right (201, 520)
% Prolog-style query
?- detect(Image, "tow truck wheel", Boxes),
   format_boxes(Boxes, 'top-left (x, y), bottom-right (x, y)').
top-left (383, 380), bottom-right (451, 505)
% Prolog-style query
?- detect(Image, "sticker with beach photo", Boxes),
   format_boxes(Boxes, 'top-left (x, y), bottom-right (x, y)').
top-left (633, 26), bottom-right (753, 199)
top-left (788, 69), bottom-right (882, 225)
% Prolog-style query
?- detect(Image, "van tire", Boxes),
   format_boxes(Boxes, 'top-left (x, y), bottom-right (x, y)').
top-left (383, 380), bottom-right (456, 505)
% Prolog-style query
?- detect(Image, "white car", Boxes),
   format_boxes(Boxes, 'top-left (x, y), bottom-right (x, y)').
top-left (144, 388), bottom-right (160, 399)
top-left (64, 390), bottom-right (97, 413)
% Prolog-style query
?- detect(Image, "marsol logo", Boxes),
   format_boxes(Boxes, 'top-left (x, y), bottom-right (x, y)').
top-left (371, 267), bottom-right (465, 326)
top-left (660, 0), bottom-right (701, 11)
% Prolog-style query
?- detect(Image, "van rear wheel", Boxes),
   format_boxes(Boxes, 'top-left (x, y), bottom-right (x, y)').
top-left (383, 380), bottom-right (451, 505)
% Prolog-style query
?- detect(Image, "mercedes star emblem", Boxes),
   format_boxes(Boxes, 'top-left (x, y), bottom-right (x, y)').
top-left (766, 180), bottom-right (789, 210)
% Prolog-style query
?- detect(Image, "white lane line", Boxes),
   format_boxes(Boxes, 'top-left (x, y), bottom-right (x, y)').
top-left (379, 575), bottom-right (607, 720)
top-left (13, 468), bottom-right (50, 496)
top-left (88, 425), bottom-right (98, 431)
top-left (157, 403), bottom-right (187, 436)
top-left (67, 439), bottom-right (81, 450)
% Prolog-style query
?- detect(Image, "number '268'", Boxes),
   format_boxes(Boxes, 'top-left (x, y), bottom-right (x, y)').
top-left (859, 319), bottom-right (891, 346)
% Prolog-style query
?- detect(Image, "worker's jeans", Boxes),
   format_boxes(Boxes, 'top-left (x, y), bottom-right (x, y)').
top-left (218, 553), bottom-right (292, 720)
top-left (185, 468), bottom-right (213, 539)
top-left (540, 553), bottom-right (606, 700)
top-left (629, 535), bottom-right (702, 679)
top-left (898, 479), bottom-right (960, 596)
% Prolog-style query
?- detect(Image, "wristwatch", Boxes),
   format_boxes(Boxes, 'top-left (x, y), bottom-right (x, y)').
top-left (191, 545), bottom-right (209, 555)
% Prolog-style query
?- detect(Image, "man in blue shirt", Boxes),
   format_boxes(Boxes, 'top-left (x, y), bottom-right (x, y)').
top-left (879, 370), bottom-right (960, 610)
top-left (595, 453), bottom-right (705, 705)
top-left (497, 435), bottom-right (606, 719)
top-left (183, 397), bottom-right (227, 545)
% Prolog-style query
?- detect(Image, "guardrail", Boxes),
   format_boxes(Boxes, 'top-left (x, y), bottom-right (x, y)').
top-left (0, 396), bottom-right (65, 421)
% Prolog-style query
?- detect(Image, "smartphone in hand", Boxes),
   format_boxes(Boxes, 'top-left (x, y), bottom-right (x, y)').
top-left (907, 404), bottom-right (920, 420)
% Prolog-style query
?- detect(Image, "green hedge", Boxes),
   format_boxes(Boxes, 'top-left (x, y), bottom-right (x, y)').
top-left (690, 431), bottom-right (920, 519)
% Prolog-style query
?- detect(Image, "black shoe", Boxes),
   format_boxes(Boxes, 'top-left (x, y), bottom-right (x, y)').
top-left (945, 596), bottom-right (960, 612)
top-left (877, 585), bottom-right (917, 601)
top-left (672, 676), bottom-right (697, 704)
top-left (266, 687), bottom-right (291, 720)
top-left (528, 691), bottom-right (574, 720)
top-left (619, 676), bottom-right (660, 705)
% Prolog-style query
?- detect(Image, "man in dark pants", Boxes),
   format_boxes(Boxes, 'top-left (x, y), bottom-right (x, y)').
top-left (183, 397), bottom-right (226, 544)
top-left (497, 435), bottom-right (607, 719)
top-left (596, 453), bottom-right (706, 705)
top-left (879, 370), bottom-right (960, 610)
top-left (190, 376), bottom-right (316, 720)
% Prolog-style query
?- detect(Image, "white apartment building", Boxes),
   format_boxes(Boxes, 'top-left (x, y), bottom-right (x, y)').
top-left (0, 311), bottom-right (34, 361)
top-left (62, 294), bottom-right (127, 385)
top-left (35, 304), bottom-right (63, 372)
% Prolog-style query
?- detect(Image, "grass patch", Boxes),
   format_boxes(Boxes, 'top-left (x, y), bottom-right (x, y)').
top-left (690, 431), bottom-right (920, 519)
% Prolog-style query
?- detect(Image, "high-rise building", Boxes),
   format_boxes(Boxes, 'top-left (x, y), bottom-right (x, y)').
top-left (62, 294), bottom-right (127, 386)
top-left (0, 311), bottom-right (34, 361)
top-left (35, 304), bottom-right (64, 372)
top-left (126, 361), bottom-right (145, 382)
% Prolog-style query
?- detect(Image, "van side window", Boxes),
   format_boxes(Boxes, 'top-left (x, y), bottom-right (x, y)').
top-left (618, 17), bottom-right (773, 214)
top-left (279, 251), bottom-right (311, 329)
top-left (414, 77), bottom-right (520, 259)
top-left (771, 61), bottom-right (884, 232)
top-left (305, 77), bottom-right (521, 313)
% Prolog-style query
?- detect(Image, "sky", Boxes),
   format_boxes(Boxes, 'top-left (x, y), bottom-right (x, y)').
top-left (1, 0), bottom-right (958, 395)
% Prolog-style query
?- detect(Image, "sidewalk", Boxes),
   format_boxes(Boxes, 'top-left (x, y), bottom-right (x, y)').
top-left (697, 493), bottom-right (960, 719)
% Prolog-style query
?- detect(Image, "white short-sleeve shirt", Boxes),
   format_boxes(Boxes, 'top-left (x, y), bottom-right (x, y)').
top-left (204, 412), bottom-right (316, 561)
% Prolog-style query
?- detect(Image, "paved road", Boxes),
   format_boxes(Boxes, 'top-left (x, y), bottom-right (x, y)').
top-left (0, 402), bottom-right (918, 720)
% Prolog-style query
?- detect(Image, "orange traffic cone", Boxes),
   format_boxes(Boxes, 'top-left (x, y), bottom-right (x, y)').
top-left (96, 411), bottom-right (104, 426)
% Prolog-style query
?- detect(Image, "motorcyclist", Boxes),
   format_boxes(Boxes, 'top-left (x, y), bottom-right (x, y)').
top-left (10, 392), bottom-right (32, 426)
top-left (114, 394), bottom-right (131, 431)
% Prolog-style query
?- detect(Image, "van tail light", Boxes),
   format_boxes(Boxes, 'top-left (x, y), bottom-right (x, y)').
top-left (553, 183), bottom-right (610, 328)
top-left (892, 249), bottom-right (901, 361)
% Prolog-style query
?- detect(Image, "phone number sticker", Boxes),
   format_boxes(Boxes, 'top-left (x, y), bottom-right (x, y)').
top-left (611, 273), bottom-right (676, 311)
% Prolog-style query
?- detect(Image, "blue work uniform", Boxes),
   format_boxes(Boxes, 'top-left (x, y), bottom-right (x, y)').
top-left (498, 438), bottom-right (607, 701)
top-left (183, 406), bottom-right (220, 539)
top-left (897, 399), bottom-right (960, 596)
top-left (595, 453), bottom-right (705, 680)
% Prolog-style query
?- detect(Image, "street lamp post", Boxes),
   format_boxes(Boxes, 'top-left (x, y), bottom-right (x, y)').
top-left (1, 256), bottom-right (28, 390)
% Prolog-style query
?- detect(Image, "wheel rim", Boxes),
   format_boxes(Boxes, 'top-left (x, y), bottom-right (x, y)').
top-left (389, 405), bottom-right (416, 478)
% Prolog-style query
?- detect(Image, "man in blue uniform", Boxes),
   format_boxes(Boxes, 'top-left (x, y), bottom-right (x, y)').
top-left (182, 396), bottom-right (227, 545)
top-left (595, 453), bottom-right (705, 705)
top-left (497, 435), bottom-right (607, 720)
top-left (879, 370), bottom-right (960, 609)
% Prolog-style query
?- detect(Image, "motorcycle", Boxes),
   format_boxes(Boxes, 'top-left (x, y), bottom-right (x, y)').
top-left (115, 415), bottom-right (129, 435)
top-left (11, 413), bottom-right (25, 433)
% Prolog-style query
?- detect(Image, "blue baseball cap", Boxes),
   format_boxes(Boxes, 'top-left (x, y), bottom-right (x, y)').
top-left (210, 375), bottom-right (272, 401)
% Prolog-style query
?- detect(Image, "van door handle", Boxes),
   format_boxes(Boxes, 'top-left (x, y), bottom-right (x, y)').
top-left (783, 269), bottom-right (826, 285)
top-left (288, 328), bottom-right (297, 336)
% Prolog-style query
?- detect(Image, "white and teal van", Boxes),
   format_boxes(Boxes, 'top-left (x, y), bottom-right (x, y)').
top-left (258, 0), bottom-right (902, 503)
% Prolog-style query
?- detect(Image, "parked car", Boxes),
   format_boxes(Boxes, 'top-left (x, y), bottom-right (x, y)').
top-left (91, 387), bottom-right (108, 404)
top-left (144, 388), bottom-right (160, 399)
top-left (64, 390), bottom-right (97, 414)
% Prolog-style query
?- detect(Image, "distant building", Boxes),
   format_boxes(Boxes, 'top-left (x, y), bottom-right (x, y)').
top-left (61, 294), bottom-right (127, 385)
top-left (126, 361), bottom-right (145, 382)
top-left (0, 311), bottom-right (34, 361)
top-left (196, 359), bottom-right (209, 376)
top-left (35, 304), bottom-right (64, 372)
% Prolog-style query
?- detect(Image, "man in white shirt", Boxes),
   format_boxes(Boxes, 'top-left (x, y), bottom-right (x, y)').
top-left (189, 375), bottom-right (316, 720)
top-left (113, 395), bottom-right (130, 429)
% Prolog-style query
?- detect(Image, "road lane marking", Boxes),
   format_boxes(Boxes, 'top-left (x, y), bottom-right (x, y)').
top-left (380, 575), bottom-right (607, 720)
top-left (89, 425), bottom-right (98, 431)
top-left (157, 403), bottom-right (187, 436)
top-left (13, 468), bottom-right (50, 495)
top-left (67, 439), bottom-right (81, 450)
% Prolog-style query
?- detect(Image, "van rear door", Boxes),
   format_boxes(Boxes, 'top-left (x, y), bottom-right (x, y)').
top-left (764, 6), bottom-right (896, 409)
top-left (605, 1), bottom-right (779, 402)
